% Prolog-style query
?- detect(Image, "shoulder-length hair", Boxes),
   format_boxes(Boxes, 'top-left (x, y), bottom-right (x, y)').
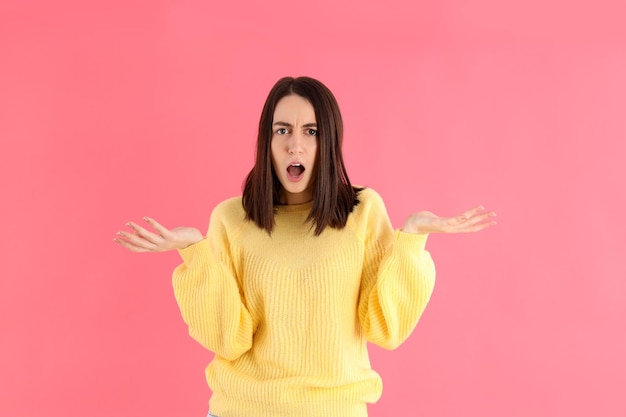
top-left (242, 76), bottom-right (361, 235)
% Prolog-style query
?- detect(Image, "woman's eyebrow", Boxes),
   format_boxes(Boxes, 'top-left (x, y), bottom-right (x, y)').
top-left (272, 121), bottom-right (317, 127)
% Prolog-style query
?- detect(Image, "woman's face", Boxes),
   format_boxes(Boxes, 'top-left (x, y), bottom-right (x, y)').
top-left (270, 94), bottom-right (318, 205)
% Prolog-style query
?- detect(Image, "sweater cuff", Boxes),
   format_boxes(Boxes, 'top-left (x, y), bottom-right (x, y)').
top-left (394, 229), bottom-right (428, 251)
top-left (177, 237), bottom-right (211, 265)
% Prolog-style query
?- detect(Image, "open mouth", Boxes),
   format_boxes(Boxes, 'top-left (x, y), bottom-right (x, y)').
top-left (287, 163), bottom-right (305, 178)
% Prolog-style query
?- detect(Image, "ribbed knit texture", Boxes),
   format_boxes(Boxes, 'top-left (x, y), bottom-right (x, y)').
top-left (172, 188), bottom-right (436, 417)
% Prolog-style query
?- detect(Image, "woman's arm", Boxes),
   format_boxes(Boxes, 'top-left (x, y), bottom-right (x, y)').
top-left (172, 236), bottom-right (254, 361)
top-left (358, 191), bottom-right (496, 350)
top-left (114, 214), bottom-right (254, 360)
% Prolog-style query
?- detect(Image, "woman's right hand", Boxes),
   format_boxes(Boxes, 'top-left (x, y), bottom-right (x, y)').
top-left (114, 217), bottom-right (204, 253)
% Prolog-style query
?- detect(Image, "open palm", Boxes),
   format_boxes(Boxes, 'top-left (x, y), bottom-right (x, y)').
top-left (402, 205), bottom-right (496, 235)
top-left (114, 217), bottom-right (203, 253)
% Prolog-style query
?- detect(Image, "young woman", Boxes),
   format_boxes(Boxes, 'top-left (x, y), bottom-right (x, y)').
top-left (115, 76), bottom-right (496, 417)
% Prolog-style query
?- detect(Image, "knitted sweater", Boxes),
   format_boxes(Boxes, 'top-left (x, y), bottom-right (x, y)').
top-left (172, 188), bottom-right (436, 417)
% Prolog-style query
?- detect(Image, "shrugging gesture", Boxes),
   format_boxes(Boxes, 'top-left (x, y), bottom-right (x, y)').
top-left (111, 76), bottom-right (499, 417)
top-left (402, 205), bottom-right (497, 235)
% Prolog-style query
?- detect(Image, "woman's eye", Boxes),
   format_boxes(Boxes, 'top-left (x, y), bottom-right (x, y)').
top-left (307, 129), bottom-right (318, 136)
top-left (276, 128), bottom-right (288, 135)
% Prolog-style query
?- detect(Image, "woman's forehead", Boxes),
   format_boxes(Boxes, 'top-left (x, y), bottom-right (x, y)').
top-left (273, 95), bottom-right (316, 123)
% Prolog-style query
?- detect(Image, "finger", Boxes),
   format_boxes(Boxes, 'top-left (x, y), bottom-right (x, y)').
top-left (444, 210), bottom-right (496, 232)
top-left (458, 205), bottom-right (487, 222)
top-left (448, 206), bottom-right (483, 225)
top-left (464, 210), bottom-right (497, 225)
top-left (116, 230), bottom-right (159, 251)
top-left (456, 211), bottom-right (497, 231)
top-left (459, 218), bottom-right (497, 233)
top-left (127, 221), bottom-right (163, 244)
top-left (143, 216), bottom-right (172, 238)
top-left (113, 237), bottom-right (152, 253)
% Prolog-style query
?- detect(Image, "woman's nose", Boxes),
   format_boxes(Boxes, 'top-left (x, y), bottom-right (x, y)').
top-left (288, 133), bottom-right (303, 154)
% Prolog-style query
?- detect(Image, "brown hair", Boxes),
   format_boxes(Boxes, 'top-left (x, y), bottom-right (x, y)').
top-left (242, 76), bottom-right (361, 235)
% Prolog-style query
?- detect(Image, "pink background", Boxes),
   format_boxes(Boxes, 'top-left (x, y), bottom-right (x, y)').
top-left (2, 0), bottom-right (625, 416)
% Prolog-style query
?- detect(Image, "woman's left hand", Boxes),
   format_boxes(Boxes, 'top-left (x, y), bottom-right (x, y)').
top-left (402, 206), bottom-right (497, 235)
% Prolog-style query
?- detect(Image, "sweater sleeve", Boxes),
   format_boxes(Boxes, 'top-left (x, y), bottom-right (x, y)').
top-left (357, 191), bottom-right (436, 350)
top-left (172, 202), bottom-right (254, 360)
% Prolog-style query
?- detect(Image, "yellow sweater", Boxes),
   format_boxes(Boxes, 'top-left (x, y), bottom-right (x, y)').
top-left (172, 188), bottom-right (436, 417)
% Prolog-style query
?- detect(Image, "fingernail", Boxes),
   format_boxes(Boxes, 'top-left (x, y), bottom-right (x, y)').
top-left (143, 216), bottom-right (149, 222)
